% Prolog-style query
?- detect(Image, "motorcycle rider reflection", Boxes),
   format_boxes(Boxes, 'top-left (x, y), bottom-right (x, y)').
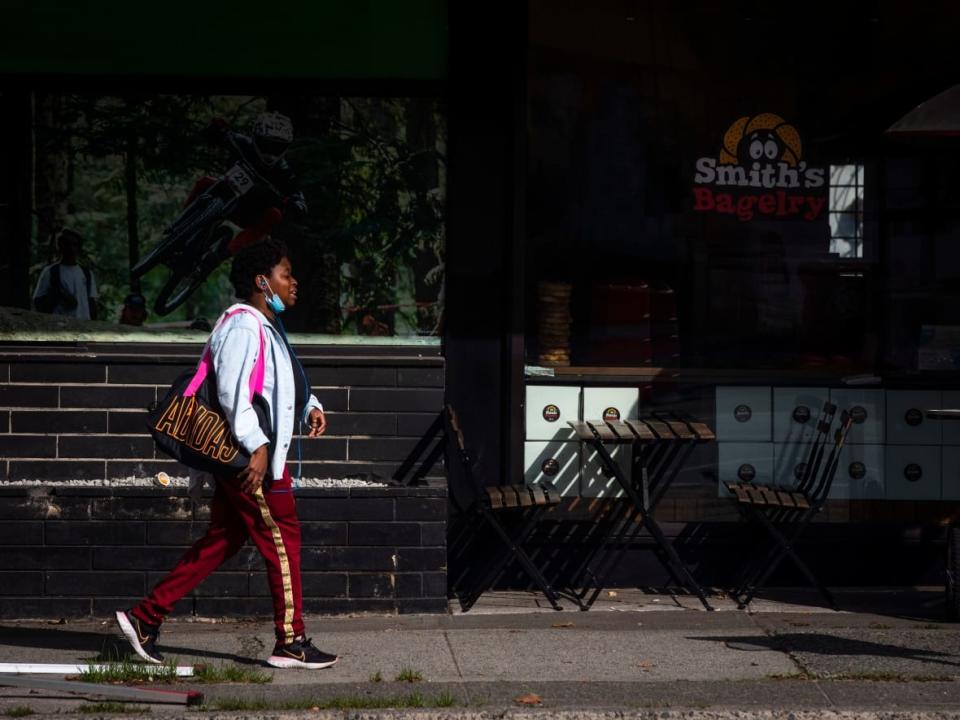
top-left (132, 111), bottom-right (309, 316)
top-left (189, 111), bottom-right (308, 259)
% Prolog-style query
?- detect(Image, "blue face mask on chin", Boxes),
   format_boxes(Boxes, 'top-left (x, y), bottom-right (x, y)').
top-left (261, 279), bottom-right (285, 314)
top-left (267, 293), bottom-right (285, 314)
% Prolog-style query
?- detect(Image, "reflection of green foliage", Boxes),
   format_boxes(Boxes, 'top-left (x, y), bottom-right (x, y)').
top-left (293, 98), bottom-right (445, 335)
top-left (31, 94), bottom-right (445, 334)
top-left (63, 153), bottom-right (229, 323)
top-left (31, 95), bottom-right (264, 322)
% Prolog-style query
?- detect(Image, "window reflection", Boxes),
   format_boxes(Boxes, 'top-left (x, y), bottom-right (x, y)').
top-left (829, 164), bottom-right (864, 258)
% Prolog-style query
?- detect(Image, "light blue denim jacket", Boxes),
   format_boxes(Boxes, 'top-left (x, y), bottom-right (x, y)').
top-left (207, 302), bottom-right (322, 481)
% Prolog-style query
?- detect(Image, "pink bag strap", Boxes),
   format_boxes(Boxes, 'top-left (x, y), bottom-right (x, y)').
top-left (183, 307), bottom-right (265, 400)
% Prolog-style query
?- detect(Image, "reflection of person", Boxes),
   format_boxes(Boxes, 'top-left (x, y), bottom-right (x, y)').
top-left (186, 111), bottom-right (308, 260)
top-left (119, 293), bottom-right (148, 326)
top-left (32, 229), bottom-right (98, 320)
top-left (116, 238), bottom-right (337, 670)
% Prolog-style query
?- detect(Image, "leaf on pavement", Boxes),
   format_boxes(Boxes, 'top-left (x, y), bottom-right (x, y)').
top-left (514, 693), bottom-right (543, 706)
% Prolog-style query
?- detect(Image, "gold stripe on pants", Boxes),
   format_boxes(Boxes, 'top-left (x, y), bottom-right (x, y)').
top-left (254, 487), bottom-right (295, 642)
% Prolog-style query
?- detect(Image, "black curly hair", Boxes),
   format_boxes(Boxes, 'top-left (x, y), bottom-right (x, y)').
top-left (229, 237), bottom-right (290, 299)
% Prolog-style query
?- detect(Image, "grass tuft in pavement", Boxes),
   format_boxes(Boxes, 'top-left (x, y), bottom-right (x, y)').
top-left (395, 666), bottom-right (424, 682)
top-left (77, 703), bottom-right (149, 714)
top-left (433, 692), bottom-right (457, 707)
top-left (369, 670), bottom-right (383, 682)
top-left (77, 658), bottom-right (271, 685)
top-left (192, 663), bottom-right (272, 684)
top-left (3, 707), bottom-right (35, 717)
top-left (77, 658), bottom-right (179, 684)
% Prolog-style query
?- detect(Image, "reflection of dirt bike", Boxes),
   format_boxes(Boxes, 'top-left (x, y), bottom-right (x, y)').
top-left (132, 140), bottom-right (287, 316)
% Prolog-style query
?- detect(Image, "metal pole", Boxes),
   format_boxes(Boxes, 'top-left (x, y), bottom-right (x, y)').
top-left (0, 674), bottom-right (202, 706)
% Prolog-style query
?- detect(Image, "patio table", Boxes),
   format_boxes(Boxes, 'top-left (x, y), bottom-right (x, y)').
top-left (568, 414), bottom-right (716, 610)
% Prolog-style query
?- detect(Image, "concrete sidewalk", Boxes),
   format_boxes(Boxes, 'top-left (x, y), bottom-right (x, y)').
top-left (1, 588), bottom-right (960, 717)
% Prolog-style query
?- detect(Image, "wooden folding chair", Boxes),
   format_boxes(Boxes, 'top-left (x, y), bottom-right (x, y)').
top-left (445, 405), bottom-right (567, 611)
top-left (726, 401), bottom-right (836, 599)
top-left (725, 402), bottom-right (837, 515)
top-left (726, 406), bottom-right (853, 609)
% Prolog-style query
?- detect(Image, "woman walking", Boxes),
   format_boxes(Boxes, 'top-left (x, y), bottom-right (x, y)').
top-left (116, 238), bottom-right (338, 670)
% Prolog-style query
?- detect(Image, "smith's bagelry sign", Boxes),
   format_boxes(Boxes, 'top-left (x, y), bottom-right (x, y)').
top-left (693, 113), bottom-right (826, 222)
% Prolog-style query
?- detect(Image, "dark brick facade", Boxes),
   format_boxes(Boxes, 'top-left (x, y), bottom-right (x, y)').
top-left (0, 484), bottom-right (448, 619)
top-left (0, 341), bottom-right (448, 617)
top-left (0, 342), bottom-right (444, 483)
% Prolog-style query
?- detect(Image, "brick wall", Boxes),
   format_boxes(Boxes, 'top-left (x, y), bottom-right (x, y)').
top-left (0, 484), bottom-right (447, 618)
top-left (0, 342), bottom-right (444, 482)
top-left (0, 341), bottom-right (448, 616)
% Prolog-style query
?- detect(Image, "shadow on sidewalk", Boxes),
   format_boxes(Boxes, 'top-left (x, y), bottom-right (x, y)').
top-left (0, 625), bottom-right (260, 666)
top-left (746, 587), bottom-right (947, 621)
top-left (689, 633), bottom-right (960, 670)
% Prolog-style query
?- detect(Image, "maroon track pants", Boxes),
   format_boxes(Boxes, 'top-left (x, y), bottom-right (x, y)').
top-left (132, 467), bottom-right (304, 643)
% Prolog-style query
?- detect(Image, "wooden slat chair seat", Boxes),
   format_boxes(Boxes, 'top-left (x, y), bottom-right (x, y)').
top-left (724, 482), bottom-right (811, 510)
top-left (447, 405), bottom-right (567, 611)
top-left (686, 420), bottom-right (716, 441)
top-left (485, 483), bottom-right (561, 510)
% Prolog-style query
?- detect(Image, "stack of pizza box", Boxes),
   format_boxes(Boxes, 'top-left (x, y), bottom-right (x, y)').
top-left (537, 280), bottom-right (572, 366)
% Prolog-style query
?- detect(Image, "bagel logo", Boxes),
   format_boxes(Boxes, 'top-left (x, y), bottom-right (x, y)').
top-left (694, 113), bottom-right (826, 222)
top-left (602, 407), bottom-right (621, 422)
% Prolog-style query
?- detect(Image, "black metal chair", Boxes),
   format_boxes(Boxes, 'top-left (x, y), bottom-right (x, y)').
top-left (725, 404), bottom-right (854, 609)
top-left (445, 405), bottom-right (567, 611)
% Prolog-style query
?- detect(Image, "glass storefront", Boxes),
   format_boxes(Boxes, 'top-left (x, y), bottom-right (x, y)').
top-left (522, 1), bottom-right (960, 515)
top-left (7, 90), bottom-right (446, 341)
top-left (525, 2), bottom-right (960, 373)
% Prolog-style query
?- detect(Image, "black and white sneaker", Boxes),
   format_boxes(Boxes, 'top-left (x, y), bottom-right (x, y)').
top-left (267, 637), bottom-right (338, 669)
top-left (115, 610), bottom-right (163, 665)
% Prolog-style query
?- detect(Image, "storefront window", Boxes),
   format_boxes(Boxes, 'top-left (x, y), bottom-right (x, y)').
top-left (521, 0), bottom-right (960, 516)
top-left (6, 90), bottom-right (445, 342)
top-left (523, 4), bottom-right (906, 373)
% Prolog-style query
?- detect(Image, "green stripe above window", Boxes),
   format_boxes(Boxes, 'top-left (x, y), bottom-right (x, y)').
top-left (0, 0), bottom-right (447, 79)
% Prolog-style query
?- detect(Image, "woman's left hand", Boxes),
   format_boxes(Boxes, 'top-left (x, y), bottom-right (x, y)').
top-left (307, 408), bottom-right (327, 437)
